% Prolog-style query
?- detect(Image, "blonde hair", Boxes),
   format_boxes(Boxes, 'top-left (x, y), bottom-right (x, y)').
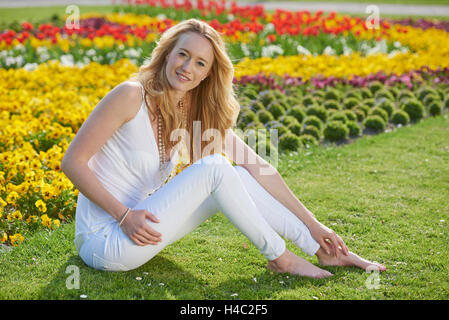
top-left (133, 18), bottom-right (240, 164)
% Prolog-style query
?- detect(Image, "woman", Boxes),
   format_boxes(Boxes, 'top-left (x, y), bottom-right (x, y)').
top-left (61, 19), bottom-right (386, 277)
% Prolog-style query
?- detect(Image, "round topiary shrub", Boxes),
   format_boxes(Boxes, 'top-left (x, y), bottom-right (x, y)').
top-left (389, 87), bottom-right (400, 99)
top-left (354, 108), bottom-right (366, 122)
top-left (360, 87), bottom-right (373, 99)
top-left (356, 104), bottom-right (371, 116)
top-left (364, 115), bottom-right (386, 132)
top-left (267, 102), bottom-right (286, 119)
top-left (246, 121), bottom-right (266, 130)
top-left (323, 121), bottom-right (349, 142)
top-left (265, 120), bottom-right (289, 137)
top-left (272, 89), bottom-right (286, 100)
top-left (346, 120), bottom-right (361, 137)
top-left (363, 98), bottom-right (375, 108)
top-left (279, 115), bottom-right (300, 127)
top-left (398, 90), bottom-right (415, 103)
top-left (343, 97), bottom-right (359, 110)
top-left (324, 89), bottom-right (341, 101)
top-left (369, 106), bottom-right (389, 123)
top-left (423, 93), bottom-right (440, 107)
top-left (343, 109), bottom-right (357, 122)
top-left (302, 94), bottom-right (317, 107)
top-left (328, 112), bottom-right (348, 124)
top-left (374, 89), bottom-right (395, 102)
top-left (327, 108), bottom-right (338, 118)
top-left (288, 122), bottom-right (302, 136)
top-left (279, 132), bottom-right (301, 152)
top-left (257, 109), bottom-right (274, 124)
top-left (378, 100), bottom-right (395, 118)
top-left (278, 99), bottom-right (290, 111)
top-left (344, 90), bottom-right (362, 101)
top-left (287, 106), bottom-right (306, 123)
top-left (428, 101), bottom-right (443, 116)
top-left (243, 88), bottom-right (259, 100)
top-left (369, 81), bottom-right (384, 94)
top-left (260, 91), bottom-right (277, 107)
top-left (313, 90), bottom-right (325, 100)
top-left (238, 96), bottom-right (252, 107)
top-left (417, 86), bottom-right (438, 102)
top-left (323, 99), bottom-right (340, 111)
top-left (250, 101), bottom-right (265, 113)
top-left (302, 125), bottom-right (321, 141)
top-left (306, 105), bottom-right (328, 122)
top-left (285, 96), bottom-right (300, 107)
top-left (401, 99), bottom-right (425, 121)
top-left (391, 110), bottom-right (410, 125)
top-left (237, 108), bottom-right (257, 129)
top-left (298, 134), bottom-right (319, 148)
top-left (303, 115), bottom-right (323, 131)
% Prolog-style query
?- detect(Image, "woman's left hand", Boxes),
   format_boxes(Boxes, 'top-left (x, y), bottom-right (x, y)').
top-left (309, 220), bottom-right (349, 258)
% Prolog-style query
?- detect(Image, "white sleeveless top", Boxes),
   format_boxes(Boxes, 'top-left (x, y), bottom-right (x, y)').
top-left (74, 82), bottom-right (180, 236)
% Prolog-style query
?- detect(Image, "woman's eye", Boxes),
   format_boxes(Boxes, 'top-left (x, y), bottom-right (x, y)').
top-left (198, 62), bottom-right (205, 67)
top-left (179, 52), bottom-right (186, 56)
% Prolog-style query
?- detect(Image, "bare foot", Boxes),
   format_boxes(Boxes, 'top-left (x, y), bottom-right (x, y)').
top-left (267, 249), bottom-right (333, 279)
top-left (316, 247), bottom-right (386, 272)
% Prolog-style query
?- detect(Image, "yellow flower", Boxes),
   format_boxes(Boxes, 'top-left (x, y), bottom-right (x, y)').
top-left (35, 199), bottom-right (47, 213)
top-left (9, 233), bottom-right (24, 246)
top-left (40, 214), bottom-right (52, 228)
top-left (53, 219), bottom-right (60, 228)
top-left (26, 215), bottom-right (39, 224)
top-left (0, 232), bottom-right (8, 243)
top-left (12, 210), bottom-right (23, 220)
top-left (6, 191), bottom-right (19, 204)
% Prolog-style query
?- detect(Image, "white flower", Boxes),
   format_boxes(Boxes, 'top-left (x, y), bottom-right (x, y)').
top-left (38, 52), bottom-right (50, 62)
top-left (86, 49), bottom-right (96, 56)
top-left (23, 63), bottom-right (38, 71)
top-left (296, 45), bottom-right (311, 56)
top-left (36, 46), bottom-right (48, 54)
top-left (323, 46), bottom-right (336, 55)
top-left (264, 23), bottom-right (275, 33)
top-left (124, 48), bottom-right (140, 58)
top-left (240, 43), bottom-right (250, 57)
top-left (60, 54), bottom-right (74, 66)
top-left (261, 44), bottom-right (284, 57)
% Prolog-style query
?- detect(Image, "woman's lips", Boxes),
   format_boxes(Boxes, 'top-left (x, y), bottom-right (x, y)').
top-left (176, 72), bottom-right (191, 82)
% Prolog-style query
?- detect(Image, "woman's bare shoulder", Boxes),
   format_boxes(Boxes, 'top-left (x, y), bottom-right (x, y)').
top-left (109, 81), bottom-right (144, 122)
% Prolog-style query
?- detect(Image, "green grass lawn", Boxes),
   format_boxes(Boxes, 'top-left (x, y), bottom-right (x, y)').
top-left (1, 114), bottom-right (448, 300)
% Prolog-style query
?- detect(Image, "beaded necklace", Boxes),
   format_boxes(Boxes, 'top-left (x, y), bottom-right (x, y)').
top-left (151, 98), bottom-right (188, 194)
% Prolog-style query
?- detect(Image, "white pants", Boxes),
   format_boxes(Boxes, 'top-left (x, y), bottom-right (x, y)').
top-left (77, 154), bottom-right (320, 271)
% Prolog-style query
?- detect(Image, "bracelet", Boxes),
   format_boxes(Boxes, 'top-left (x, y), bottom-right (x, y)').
top-left (119, 208), bottom-right (131, 226)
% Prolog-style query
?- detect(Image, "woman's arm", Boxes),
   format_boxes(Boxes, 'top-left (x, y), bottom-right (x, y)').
top-left (223, 129), bottom-right (349, 257)
top-left (61, 82), bottom-right (162, 246)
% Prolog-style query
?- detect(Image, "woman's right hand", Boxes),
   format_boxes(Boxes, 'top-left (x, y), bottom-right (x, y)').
top-left (120, 209), bottom-right (162, 246)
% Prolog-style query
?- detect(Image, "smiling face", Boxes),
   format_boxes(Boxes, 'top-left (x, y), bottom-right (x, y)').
top-left (165, 31), bottom-right (215, 102)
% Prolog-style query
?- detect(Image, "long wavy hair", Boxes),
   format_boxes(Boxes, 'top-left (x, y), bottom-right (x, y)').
top-left (133, 18), bottom-right (240, 164)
